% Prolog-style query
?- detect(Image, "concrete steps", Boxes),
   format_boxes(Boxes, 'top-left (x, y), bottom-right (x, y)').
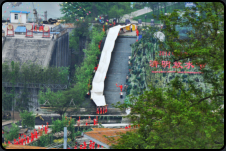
top-left (104, 37), bottom-right (136, 111)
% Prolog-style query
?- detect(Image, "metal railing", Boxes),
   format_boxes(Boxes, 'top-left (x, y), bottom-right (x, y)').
top-left (2, 82), bottom-right (68, 89)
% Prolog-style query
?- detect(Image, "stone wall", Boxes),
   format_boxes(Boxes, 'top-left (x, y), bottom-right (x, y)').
top-left (49, 32), bottom-right (70, 67)
top-left (2, 38), bottom-right (54, 67)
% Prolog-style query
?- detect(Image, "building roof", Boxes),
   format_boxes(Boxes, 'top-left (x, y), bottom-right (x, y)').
top-left (84, 128), bottom-right (137, 147)
top-left (5, 144), bottom-right (58, 149)
top-left (10, 10), bottom-right (30, 14)
top-left (15, 26), bottom-right (26, 33)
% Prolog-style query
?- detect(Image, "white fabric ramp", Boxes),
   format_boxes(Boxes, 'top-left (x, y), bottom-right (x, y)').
top-left (91, 24), bottom-right (133, 107)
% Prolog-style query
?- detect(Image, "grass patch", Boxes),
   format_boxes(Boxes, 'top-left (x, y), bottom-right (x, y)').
top-left (133, 4), bottom-right (186, 24)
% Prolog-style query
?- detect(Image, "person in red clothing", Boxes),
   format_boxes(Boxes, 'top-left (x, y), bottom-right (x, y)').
top-left (116, 83), bottom-right (123, 92)
top-left (136, 29), bottom-right (139, 36)
top-left (125, 125), bottom-right (128, 129)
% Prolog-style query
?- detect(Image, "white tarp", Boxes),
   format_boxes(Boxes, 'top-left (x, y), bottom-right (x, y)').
top-left (153, 31), bottom-right (165, 42)
top-left (91, 24), bottom-right (133, 107)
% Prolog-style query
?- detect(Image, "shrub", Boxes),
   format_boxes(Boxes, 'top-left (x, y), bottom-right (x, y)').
top-left (19, 110), bottom-right (35, 129)
top-left (4, 122), bottom-right (20, 142)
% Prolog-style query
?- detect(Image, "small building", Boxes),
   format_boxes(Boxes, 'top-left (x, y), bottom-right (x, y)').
top-left (10, 10), bottom-right (30, 24)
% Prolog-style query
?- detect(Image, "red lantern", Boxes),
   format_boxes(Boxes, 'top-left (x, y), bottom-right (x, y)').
top-left (74, 146), bottom-right (77, 149)
top-left (97, 144), bottom-right (100, 148)
top-left (80, 144), bottom-right (83, 149)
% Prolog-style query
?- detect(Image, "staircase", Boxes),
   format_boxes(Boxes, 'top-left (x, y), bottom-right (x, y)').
top-left (104, 37), bottom-right (137, 114)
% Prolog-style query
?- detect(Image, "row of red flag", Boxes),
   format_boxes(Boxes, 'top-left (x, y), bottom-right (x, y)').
top-left (72, 140), bottom-right (103, 149)
top-left (96, 106), bottom-right (107, 114)
top-left (6, 123), bottom-right (49, 145)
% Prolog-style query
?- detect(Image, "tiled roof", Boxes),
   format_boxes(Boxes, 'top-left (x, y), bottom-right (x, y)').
top-left (5, 144), bottom-right (58, 149)
top-left (84, 128), bottom-right (137, 146)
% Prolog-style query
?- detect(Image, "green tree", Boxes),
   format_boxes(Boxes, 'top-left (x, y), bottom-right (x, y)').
top-left (3, 122), bottom-right (20, 142)
top-left (109, 2), bottom-right (224, 149)
top-left (108, 2), bottom-right (131, 23)
top-left (19, 110), bottom-right (36, 129)
top-left (15, 84), bottom-right (33, 113)
top-left (2, 87), bottom-right (12, 111)
top-left (50, 113), bottom-right (76, 141)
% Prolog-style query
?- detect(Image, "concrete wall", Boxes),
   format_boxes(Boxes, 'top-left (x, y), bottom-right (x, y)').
top-left (49, 32), bottom-right (70, 67)
top-left (2, 38), bottom-right (53, 66)
top-left (2, 36), bottom-right (6, 50)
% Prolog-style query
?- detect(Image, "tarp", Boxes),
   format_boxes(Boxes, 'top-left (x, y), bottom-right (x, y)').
top-left (91, 24), bottom-right (133, 107)
top-left (153, 31), bottom-right (165, 42)
top-left (15, 26), bottom-right (26, 33)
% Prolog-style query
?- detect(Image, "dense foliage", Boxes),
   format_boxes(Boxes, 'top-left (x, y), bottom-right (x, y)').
top-left (110, 2), bottom-right (224, 149)
top-left (38, 25), bottom-right (104, 115)
top-left (2, 86), bottom-right (13, 111)
top-left (19, 110), bottom-right (36, 129)
top-left (133, 2), bottom-right (186, 23)
top-left (60, 2), bottom-right (132, 23)
top-left (50, 114), bottom-right (76, 141)
top-left (2, 61), bottom-right (69, 84)
top-left (3, 122), bottom-right (20, 142)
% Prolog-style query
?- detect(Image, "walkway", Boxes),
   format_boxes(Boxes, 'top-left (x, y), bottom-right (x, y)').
top-left (104, 36), bottom-right (136, 109)
top-left (120, 7), bottom-right (152, 23)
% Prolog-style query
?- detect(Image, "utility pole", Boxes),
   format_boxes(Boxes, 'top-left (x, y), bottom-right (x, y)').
top-left (64, 127), bottom-right (67, 149)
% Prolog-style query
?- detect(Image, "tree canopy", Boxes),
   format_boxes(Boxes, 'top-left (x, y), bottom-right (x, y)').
top-left (109, 2), bottom-right (224, 149)
top-left (60, 2), bottom-right (132, 23)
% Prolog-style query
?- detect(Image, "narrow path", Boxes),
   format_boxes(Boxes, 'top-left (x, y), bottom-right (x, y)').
top-left (120, 7), bottom-right (152, 23)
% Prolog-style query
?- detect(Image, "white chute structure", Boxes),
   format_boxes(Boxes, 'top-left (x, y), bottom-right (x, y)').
top-left (91, 24), bottom-right (134, 107)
